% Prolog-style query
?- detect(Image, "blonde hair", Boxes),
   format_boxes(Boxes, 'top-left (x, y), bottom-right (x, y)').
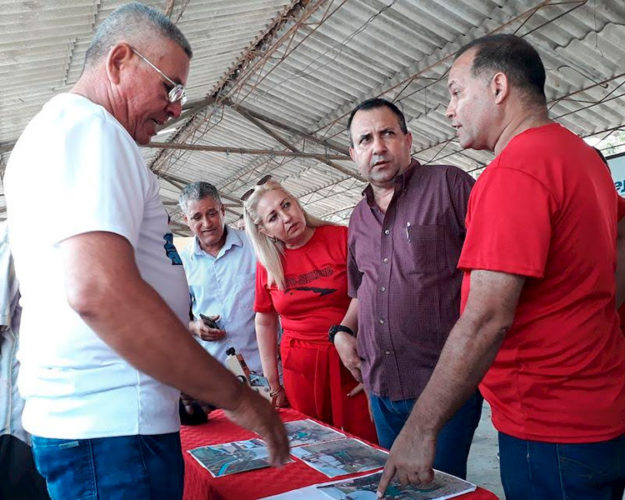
top-left (243, 179), bottom-right (334, 290)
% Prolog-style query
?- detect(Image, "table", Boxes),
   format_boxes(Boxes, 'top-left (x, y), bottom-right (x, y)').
top-left (180, 408), bottom-right (498, 500)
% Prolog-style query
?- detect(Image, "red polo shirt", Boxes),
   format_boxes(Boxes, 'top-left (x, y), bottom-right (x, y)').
top-left (459, 123), bottom-right (625, 443)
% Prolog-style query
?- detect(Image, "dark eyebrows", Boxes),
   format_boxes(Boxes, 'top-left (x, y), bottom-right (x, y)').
top-left (357, 132), bottom-right (371, 144)
top-left (358, 127), bottom-right (397, 144)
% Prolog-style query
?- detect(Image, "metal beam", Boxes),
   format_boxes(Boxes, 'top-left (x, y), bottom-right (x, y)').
top-left (157, 172), bottom-right (242, 205)
top-left (0, 141), bottom-right (16, 154)
top-left (225, 101), bottom-right (349, 156)
top-left (149, 0), bottom-right (327, 174)
top-left (143, 142), bottom-right (349, 161)
top-left (227, 103), bottom-right (361, 181)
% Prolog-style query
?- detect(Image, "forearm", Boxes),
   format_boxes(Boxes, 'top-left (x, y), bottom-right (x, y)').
top-left (62, 231), bottom-right (243, 410)
top-left (77, 276), bottom-right (243, 409)
top-left (255, 312), bottom-right (280, 387)
top-left (405, 311), bottom-right (504, 435)
top-left (340, 297), bottom-right (359, 333)
top-left (403, 270), bottom-right (524, 436)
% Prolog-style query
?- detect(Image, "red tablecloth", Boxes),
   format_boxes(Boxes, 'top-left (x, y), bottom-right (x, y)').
top-left (181, 408), bottom-right (498, 500)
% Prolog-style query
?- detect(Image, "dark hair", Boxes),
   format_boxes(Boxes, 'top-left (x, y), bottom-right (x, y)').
top-left (346, 98), bottom-right (408, 146)
top-left (85, 2), bottom-right (192, 68)
top-left (456, 34), bottom-right (546, 105)
top-left (178, 182), bottom-right (221, 213)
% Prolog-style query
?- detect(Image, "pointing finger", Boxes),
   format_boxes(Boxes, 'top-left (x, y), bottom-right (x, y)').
top-left (377, 459), bottom-right (397, 498)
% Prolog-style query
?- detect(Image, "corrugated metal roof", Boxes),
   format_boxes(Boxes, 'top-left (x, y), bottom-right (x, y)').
top-left (2, 0), bottom-right (625, 232)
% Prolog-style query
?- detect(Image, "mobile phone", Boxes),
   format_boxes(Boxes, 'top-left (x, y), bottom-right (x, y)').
top-left (199, 314), bottom-right (220, 329)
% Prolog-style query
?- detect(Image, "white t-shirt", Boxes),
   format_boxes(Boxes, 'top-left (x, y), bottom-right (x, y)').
top-left (5, 93), bottom-right (190, 439)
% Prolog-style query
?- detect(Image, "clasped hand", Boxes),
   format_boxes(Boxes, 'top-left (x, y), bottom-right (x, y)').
top-left (191, 315), bottom-right (226, 341)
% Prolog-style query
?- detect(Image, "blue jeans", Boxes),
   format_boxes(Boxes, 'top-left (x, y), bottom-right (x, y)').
top-left (370, 390), bottom-right (483, 479)
top-left (31, 433), bottom-right (184, 500)
top-left (499, 431), bottom-right (625, 500)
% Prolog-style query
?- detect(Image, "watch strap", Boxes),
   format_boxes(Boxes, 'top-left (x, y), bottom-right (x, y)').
top-left (328, 324), bottom-right (355, 344)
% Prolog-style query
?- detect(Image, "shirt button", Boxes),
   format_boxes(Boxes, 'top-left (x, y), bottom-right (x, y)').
top-left (384, 229), bottom-right (390, 235)
top-left (385, 350), bottom-right (391, 355)
top-left (380, 287), bottom-right (386, 292)
top-left (383, 257), bottom-right (389, 263)
top-left (379, 318), bottom-right (384, 325)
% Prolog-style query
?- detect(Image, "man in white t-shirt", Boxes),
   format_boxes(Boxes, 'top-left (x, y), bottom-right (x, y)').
top-left (4, 3), bottom-right (288, 499)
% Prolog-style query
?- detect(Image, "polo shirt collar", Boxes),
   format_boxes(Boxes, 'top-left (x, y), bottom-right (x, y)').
top-left (362, 158), bottom-right (421, 206)
top-left (192, 226), bottom-right (243, 259)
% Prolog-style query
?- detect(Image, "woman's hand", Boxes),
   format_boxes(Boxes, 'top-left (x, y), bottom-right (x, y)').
top-left (270, 385), bottom-right (289, 408)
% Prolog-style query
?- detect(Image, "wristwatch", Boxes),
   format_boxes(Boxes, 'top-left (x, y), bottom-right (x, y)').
top-left (328, 324), bottom-right (355, 344)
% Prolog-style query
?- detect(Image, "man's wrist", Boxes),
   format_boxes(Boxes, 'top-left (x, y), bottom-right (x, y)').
top-left (223, 378), bottom-right (250, 412)
top-left (328, 324), bottom-right (355, 344)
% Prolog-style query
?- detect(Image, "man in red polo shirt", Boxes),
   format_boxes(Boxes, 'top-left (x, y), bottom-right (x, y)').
top-left (378, 34), bottom-right (625, 499)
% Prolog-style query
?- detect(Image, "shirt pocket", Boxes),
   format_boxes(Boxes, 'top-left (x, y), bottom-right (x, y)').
top-left (403, 224), bottom-right (447, 273)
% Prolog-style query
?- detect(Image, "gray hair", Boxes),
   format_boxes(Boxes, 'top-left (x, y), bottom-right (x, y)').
top-left (84, 2), bottom-right (192, 69)
top-left (243, 179), bottom-right (334, 290)
top-left (178, 182), bottom-right (222, 214)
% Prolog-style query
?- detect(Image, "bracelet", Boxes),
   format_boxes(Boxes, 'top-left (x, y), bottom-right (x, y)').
top-left (269, 386), bottom-right (284, 398)
top-left (328, 324), bottom-right (356, 344)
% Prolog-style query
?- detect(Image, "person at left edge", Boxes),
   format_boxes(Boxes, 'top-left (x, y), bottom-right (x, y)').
top-left (4, 3), bottom-right (289, 499)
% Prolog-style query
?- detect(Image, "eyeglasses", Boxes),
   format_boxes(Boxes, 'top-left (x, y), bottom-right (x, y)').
top-left (131, 47), bottom-right (187, 105)
top-left (240, 175), bottom-right (272, 201)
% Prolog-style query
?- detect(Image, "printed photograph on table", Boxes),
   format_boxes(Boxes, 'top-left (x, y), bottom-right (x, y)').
top-left (290, 438), bottom-right (387, 478)
top-left (285, 419), bottom-right (345, 447)
top-left (317, 470), bottom-right (477, 500)
top-left (188, 438), bottom-right (291, 477)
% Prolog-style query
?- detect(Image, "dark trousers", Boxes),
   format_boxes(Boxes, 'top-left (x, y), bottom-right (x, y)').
top-left (0, 434), bottom-right (49, 500)
top-left (499, 431), bottom-right (625, 500)
top-left (369, 390), bottom-right (483, 479)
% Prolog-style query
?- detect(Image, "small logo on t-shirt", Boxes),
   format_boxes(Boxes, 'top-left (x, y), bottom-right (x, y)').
top-left (285, 265), bottom-right (334, 288)
top-left (288, 286), bottom-right (336, 297)
top-left (163, 233), bottom-right (182, 265)
top-left (284, 265), bottom-right (336, 297)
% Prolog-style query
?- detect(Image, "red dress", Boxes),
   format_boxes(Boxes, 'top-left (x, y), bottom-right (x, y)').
top-left (255, 225), bottom-right (377, 443)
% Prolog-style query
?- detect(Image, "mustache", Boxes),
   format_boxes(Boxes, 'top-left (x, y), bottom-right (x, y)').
top-left (370, 155), bottom-right (388, 167)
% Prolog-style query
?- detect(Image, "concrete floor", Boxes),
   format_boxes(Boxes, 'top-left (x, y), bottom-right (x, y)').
top-left (466, 402), bottom-right (505, 499)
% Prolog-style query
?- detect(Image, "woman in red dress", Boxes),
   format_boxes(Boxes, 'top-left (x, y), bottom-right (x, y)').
top-left (242, 177), bottom-right (377, 443)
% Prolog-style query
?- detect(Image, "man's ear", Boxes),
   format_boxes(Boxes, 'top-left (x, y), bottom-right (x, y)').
top-left (349, 146), bottom-right (356, 162)
top-left (492, 72), bottom-right (508, 104)
top-left (404, 130), bottom-right (413, 150)
top-left (106, 43), bottom-right (133, 85)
